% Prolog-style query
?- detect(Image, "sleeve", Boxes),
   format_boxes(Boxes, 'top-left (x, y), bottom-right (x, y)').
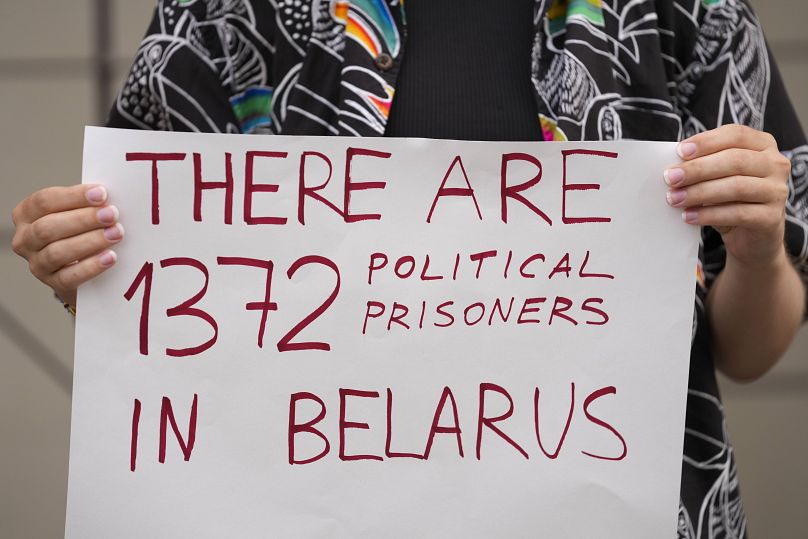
top-left (106, 0), bottom-right (277, 134)
top-left (674, 0), bottom-right (808, 313)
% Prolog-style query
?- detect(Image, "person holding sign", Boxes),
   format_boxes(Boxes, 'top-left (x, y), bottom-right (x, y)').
top-left (9, 0), bottom-right (808, 536)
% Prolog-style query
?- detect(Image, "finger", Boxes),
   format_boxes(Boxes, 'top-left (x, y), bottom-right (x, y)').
top-left (666, 176), bottom-right (784, 208)
top-left (681, 203), bottom-right (782, 230)
top-left (25, 205), bottom-right (119, 252)
top-left (664, 148), bottom-right (770, 188)
top-left (50, 250), bottom-right (117, 294)
top-left (13, 184), bottom-right (107, 225)
top-left (30, 223), bottom-right (124, 276)
top-left (677, 124), bottom-right (777, 160)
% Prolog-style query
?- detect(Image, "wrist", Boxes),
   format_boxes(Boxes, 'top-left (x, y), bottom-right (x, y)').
top-left (54, 291), bottom-right (77, 316)
top-left (56, 289), bottom-right (77, 308)
top-left (724, 242), bottom-right (791, 282)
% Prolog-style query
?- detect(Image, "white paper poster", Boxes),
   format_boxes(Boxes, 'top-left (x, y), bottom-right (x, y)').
top-left (66, 127), bottom-right (698, 538)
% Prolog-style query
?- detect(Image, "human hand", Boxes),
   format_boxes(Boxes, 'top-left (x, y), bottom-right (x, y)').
top-left (664, 124), bottom-right (792, 270)
top-left (11, 184), bottom-right (124, 308)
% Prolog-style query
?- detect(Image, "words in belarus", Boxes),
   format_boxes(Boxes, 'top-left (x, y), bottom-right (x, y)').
top-left (121, 144), bottom-right (627, 472)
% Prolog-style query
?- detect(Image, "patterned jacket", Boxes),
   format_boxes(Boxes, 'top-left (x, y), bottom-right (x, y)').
top-left (109, 1), bottom-right (808, 537)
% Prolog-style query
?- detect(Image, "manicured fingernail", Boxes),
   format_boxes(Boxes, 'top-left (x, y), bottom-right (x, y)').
top-left (677, 142), bottom-right (697, 159)
top-left (666, 189), bottom-right (686, 206)
top-left (104, 223), bottom-right (124, 241)
top-left (682, 209), bottom-right (699, 224)
top-left (86, 186), bottom-right (107, 203)
top-left (97, 205), bottom-right (118, 225)
top-left (99, 250), bottom-right (117, 267)
top-left (664, 168), bottom-right (685, 186)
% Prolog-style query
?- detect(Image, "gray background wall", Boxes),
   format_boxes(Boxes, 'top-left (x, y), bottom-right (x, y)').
top-left (0, 1), bottom-right (805, 537)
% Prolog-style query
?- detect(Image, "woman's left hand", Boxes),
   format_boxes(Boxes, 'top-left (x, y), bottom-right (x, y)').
top-left (664, 124), bottom-right (792, 270)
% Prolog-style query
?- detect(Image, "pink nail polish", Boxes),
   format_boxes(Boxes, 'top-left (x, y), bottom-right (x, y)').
top-left (666, 189), bottom-right (686, 206)
top-left (682, 209), bottom-right (699, 224)
top-left (97, 205), bottom-right (118, 224)
top-left (104, 223), bottom-right (124, 241)
top-left (86, 186), bottom-right (107, 203)
top-left (677, 142), bottom-right (697, 159)
top-left (664, 168), bottom-right (685, 186)
top-left (99, 250), bottom-right (117, 267)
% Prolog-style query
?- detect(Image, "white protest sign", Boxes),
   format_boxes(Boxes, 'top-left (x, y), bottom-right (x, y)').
top-left (67, 127), bottom-right (698, 538)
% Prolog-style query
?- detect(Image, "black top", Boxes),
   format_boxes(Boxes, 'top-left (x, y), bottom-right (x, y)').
top-left (385, 0), bottom-right (541, 141)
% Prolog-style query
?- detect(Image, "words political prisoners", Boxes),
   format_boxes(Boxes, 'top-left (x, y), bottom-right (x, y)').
top-left (122, 145), bottom-right (626, 471)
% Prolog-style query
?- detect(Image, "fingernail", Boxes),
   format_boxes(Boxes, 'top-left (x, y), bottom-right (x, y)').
top-left (104, 223), bottom-right (124, 241)
top-left (666, 189), bottom-right (686, 206)
top-left (99, 250), bottom-right (117, 267)
top-left (664, 168), bottom-right (685, 186)
top-left (677, 142), bottom-right (697, 159)
top-left (86, 186), bottom-right (107, 203)
top-left (97, 205), bottom-right (118, 225)
top-left (682, 209), bottom-right (699, 224)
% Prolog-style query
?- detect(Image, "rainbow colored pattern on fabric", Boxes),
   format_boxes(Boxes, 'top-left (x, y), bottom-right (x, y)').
top-left (334, 0), bottom-right (400, 57)
top-left (696, 261), bottom-right (706, 289)
top-left (540, 114), bottom-right (568, 141)
top-left (547, 0), bottom-right (605, 35)
top-left (230, 86), bottom-right (273, 133)
top-left (368, 84), bottom-right (394, 119)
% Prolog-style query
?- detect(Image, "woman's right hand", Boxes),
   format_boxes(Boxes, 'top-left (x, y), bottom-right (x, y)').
top-left (11, 184), bottom-right (124, 309)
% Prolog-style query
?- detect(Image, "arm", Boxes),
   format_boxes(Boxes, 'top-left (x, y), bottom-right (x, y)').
top-left (707, 242), bottom-right (804, 381)
top-left (664, 125), bottom-right (805, 381)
